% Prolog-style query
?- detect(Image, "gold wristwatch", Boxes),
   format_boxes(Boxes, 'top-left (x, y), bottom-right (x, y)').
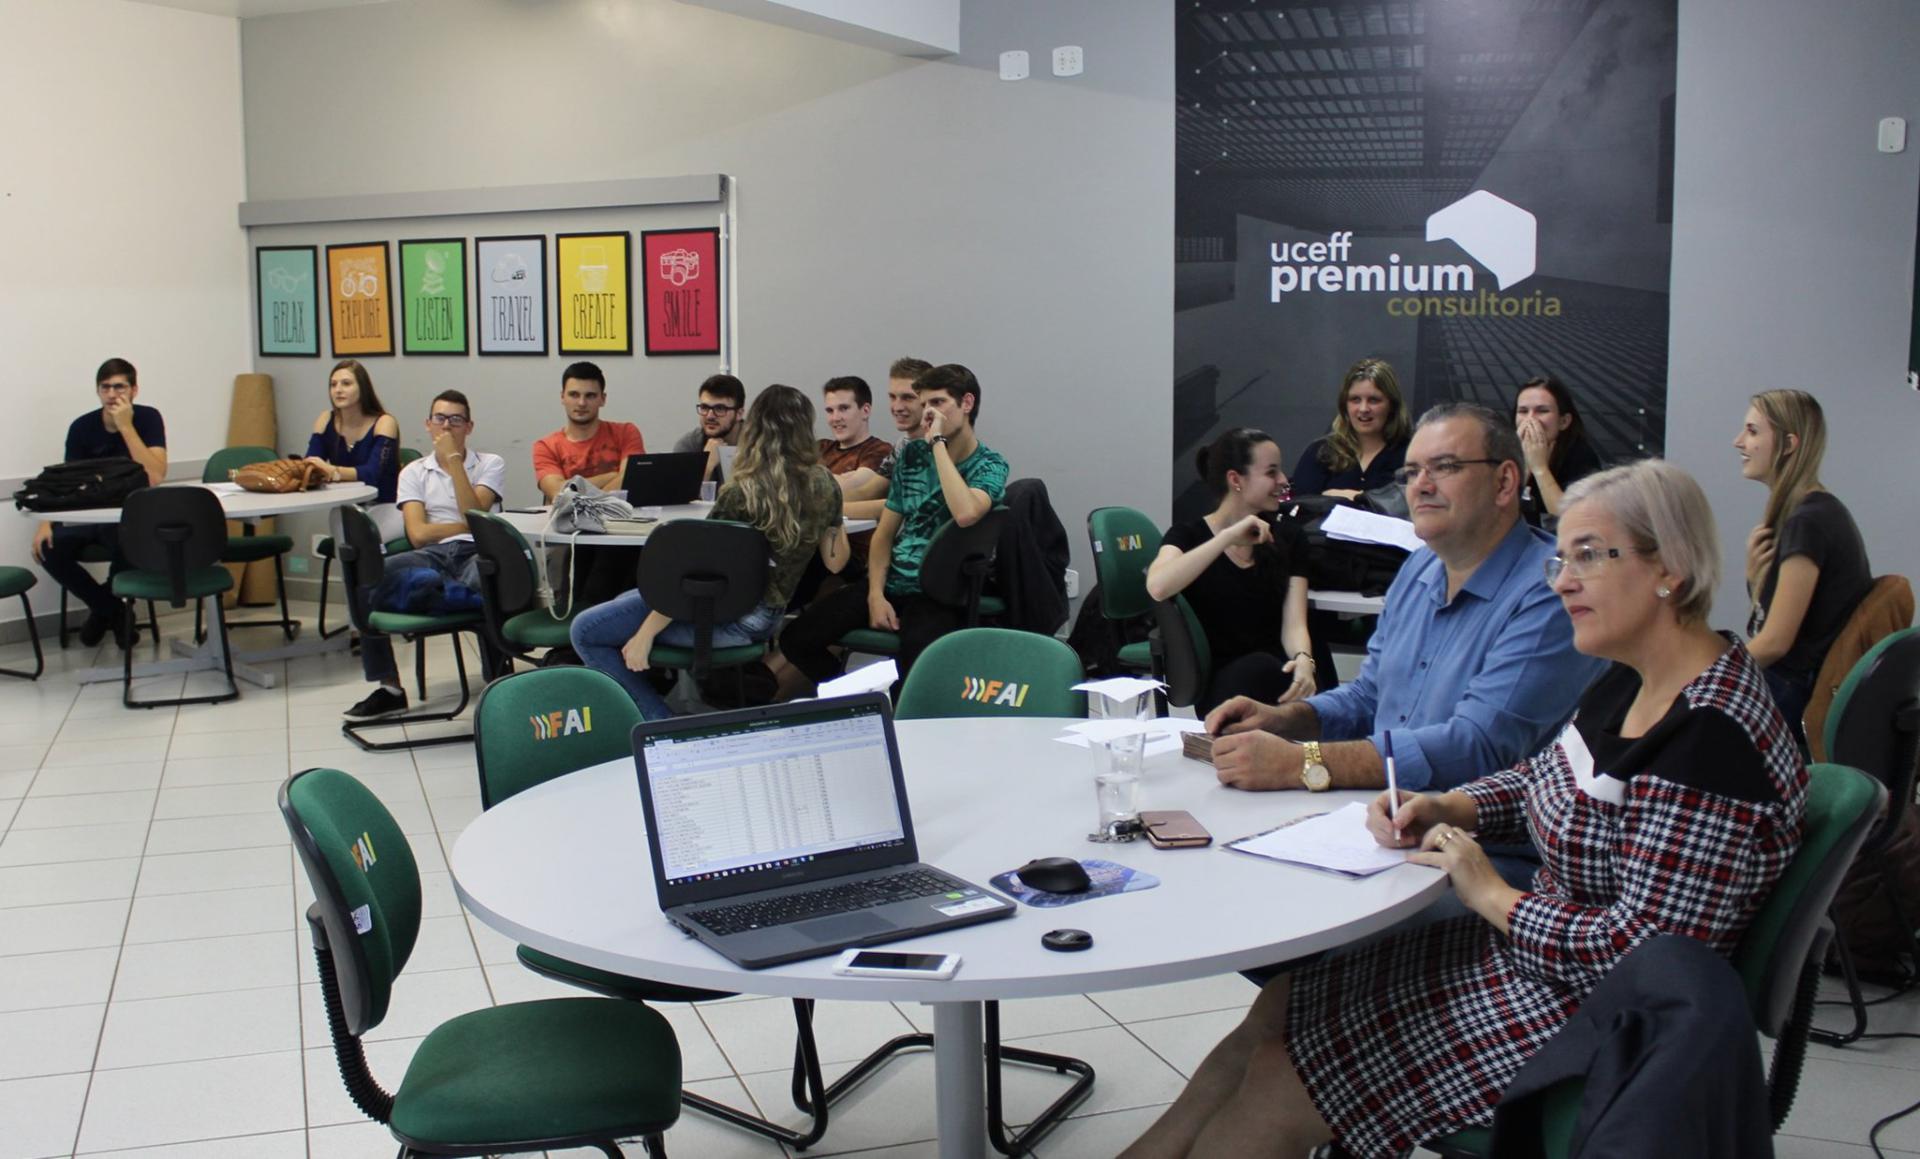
top-left (1300, 740), bottom-right (1332, 792)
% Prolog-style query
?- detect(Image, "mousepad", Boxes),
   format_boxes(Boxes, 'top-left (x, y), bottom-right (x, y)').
top-left (990, 859), bottom-right (1160, 907)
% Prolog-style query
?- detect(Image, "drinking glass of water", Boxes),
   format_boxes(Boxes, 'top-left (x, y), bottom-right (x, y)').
top-left (699, 480), bottom-right (718, 503)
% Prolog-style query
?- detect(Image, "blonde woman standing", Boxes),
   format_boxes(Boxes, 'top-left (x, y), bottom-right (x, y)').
top-left (1734, 389), bottom-right (1872, 749)
top-left (571, 384), bottom-right (849, 718)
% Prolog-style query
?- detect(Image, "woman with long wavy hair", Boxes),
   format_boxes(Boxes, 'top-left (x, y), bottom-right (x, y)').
top-left (1734, 388), bottom-right (1872, 750)
top-left (1289, 357), bottom-right (1412, 499)
top-left (570, 384), bottom-right (849, 718)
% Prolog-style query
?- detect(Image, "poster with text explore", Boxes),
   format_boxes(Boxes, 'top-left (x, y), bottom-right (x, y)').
top-left (400, 238), bottom-right (468, 355)
top-left (326, 242), bottom-right (394, 357)
top-left (556, 232), bottom-right (631, 354)
top-left (641, 228), bottom-right (721, 356)
top-left (475, 235), bottom-right (548, 355)
top-left (256, 246), bottom-right (319, 357)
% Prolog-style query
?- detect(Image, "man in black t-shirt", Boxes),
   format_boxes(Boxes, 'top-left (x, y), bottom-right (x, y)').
top-left (31, 358), bottom-right (169, 648)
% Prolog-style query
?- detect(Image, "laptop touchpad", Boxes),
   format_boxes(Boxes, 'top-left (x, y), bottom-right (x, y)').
top-left (796, 912), bottom-right (892, 942)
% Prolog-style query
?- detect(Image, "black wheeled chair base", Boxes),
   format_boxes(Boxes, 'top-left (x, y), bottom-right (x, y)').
top-left (341, 630), bottom-right (476, 753)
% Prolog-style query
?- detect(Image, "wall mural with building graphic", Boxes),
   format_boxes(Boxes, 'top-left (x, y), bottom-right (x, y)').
top-left (1174, 0), bottom-right (1676, 518)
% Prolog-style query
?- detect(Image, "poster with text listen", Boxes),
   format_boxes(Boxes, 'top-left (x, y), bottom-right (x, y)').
top-left (326, 241), bottom-right (394, 357)
top-left (400, 238), bottom-right (468, 355)
top-left (556, 232), bottom-right (631, 354)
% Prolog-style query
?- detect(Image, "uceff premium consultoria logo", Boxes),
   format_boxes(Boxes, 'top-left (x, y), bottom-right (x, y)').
top-left (1269, 190), bottom-right (1561, 318)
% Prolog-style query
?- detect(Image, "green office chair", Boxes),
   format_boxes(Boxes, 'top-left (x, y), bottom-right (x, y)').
top-left (1151, 595), bottom-right (1212, 710)
top-left (200, 446), bottom-right (299, 642)
top-left (468, 510), bottom-right (576, 670)
top-left (473, 667), bottom-right (846, 1150)
top-left (1811, 627), bottom-right (1920, 1045)
top-left (0, 567), bottom-right (44, 680)
top-left (1085, 506), bottom-right (1163, 675)
top-left (896, 628), bottom-right (1087, 720)
top-left (1428, 763), bottom-right (1886, 1157)
top-left (892, 627), bottom-right (1096, 1154)
top-left (840, 508), bottom-right (1009, 658)
top-left (111, 487), bottom-right (238, 709)
top-left (317, 446), bottom-right (421, 639)
top-left (331, 504), bottom-right (480, 752)
top-left (281, 767), bottom-right (681, 1157)
top-left (56, 540), bottom-right (157, 650)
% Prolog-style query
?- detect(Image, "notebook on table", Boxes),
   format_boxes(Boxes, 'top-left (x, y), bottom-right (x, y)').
top-left (633, 693), bottom-right (1016, 969)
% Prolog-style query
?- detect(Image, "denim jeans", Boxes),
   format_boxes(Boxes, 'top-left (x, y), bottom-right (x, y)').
top-left (569, 589), bottom-right (783, 719)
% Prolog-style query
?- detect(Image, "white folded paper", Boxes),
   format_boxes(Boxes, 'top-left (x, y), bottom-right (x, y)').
top-left (1072, 676), bottom-right (1167, 700)
top-left (1320, 505), bottom-right (1424, 554)
top-left (817, 659), bottom-right (900, 699)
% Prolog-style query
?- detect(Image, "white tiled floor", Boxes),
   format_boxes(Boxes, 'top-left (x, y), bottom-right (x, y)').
top-left (1, 602), bottom-right (1917, 1158)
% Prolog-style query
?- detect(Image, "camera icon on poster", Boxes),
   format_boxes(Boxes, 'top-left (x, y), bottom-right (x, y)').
top-left (659, 248), bottom-right (701, 286)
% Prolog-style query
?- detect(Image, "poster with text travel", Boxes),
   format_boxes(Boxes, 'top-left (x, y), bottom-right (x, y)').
top-left (475, 235), bottom-right (547, 356)
top-left (641, 228), bottom-right (721, 355)
top-left (326, 242), bottom-right (394, 357)
top-left (256, 246), bottom-right (319, 357)
top-left (400, 238), bottom-right (468, 355)
top-left (556, 232), bottom-right (631, 354)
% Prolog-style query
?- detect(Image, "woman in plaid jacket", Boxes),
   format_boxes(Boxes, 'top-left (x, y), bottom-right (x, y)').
top-left (1123, 459), bottom-right (1807, 1159)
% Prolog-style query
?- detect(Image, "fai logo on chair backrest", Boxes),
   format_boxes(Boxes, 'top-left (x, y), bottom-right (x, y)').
top-left (531, 706), bottom-right (594, 740)
top-left (961, 676), bottom-right (1030, 708)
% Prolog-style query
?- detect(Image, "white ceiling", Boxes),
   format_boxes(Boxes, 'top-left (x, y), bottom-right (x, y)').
top-left (119, 0), bottom-right (397, 18)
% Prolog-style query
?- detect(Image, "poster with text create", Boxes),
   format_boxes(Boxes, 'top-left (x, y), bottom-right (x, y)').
top-left (557, 232), bottom-right (631, 354)
top-left (400, 239), bottom-right (468, 355)
top-left (326, 242), bottom-right (394, 357)
top-left (257, 246), bottom-right (319, 357)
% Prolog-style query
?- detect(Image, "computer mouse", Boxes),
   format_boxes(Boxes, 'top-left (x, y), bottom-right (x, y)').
top-left (1043, 928), bottom-right (1094, 952)
top-left (1016, 857), bottom-right (1092, 894)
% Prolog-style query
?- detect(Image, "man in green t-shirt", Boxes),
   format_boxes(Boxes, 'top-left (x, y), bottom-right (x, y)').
top-left (772, 363), bottom-right (1008, 692)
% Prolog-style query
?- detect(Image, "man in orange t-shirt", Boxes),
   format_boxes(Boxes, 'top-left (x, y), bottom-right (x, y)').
top-left (532, 362), bottom-right (647, 611)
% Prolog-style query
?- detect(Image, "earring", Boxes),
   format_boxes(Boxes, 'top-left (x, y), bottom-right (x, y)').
top-left (1656, 585), bottom-right (1671, 599)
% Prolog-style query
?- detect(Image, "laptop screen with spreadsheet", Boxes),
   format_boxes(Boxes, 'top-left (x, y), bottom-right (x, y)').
top-left (634, 696), bottom-right (915, 903)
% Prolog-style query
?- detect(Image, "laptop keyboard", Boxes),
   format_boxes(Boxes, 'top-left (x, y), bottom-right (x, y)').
top-left (687, 868), bottom-right (969, 937)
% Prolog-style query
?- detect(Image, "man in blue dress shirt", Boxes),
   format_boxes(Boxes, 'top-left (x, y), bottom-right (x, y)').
top-left (1207, 402), bottom-right (1606, 793)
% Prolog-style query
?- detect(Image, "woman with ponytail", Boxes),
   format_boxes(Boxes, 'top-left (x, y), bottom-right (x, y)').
top-left (1734, 389), bottom-right (1872, 749)
top-left (571, 384), bottom-right (848, 718)
top-left (1146, 428), bottom-right (1315, 714)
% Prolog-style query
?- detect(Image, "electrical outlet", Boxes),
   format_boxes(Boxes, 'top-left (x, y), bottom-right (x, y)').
top-left (999, 50), bottom-right (1028, 81)
top-left (1052, 45), bottom-right (1083, 77)
top-left (287, 555), bottom-right (310, 576)
top-left (311, 533), bottom-right (329, 557)
top-left (1064, 567), bottom-right (1080, 599)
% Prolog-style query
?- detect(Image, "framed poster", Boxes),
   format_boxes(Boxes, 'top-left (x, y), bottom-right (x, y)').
top-left (325, 241), bottom-right (394, 357)
top-left (641, 228), bottom-right (722, 355)
top-left (399, 238), bottom-right (468, 355)
top-left (255, 245), bottom-right (319, 357)
top-left (475, 235), bottom-right (548, 356)
top-left (555, 231), bottom-right (631, 354)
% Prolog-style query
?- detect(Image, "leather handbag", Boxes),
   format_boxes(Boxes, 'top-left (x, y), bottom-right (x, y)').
top-left (233, 458), bottom-right (330, 494)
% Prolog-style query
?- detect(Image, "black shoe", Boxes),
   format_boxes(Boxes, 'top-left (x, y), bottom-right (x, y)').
top-left (78, 609), bottom-right (112, 647)
top-left (344, 687), bottom-right (409, 721)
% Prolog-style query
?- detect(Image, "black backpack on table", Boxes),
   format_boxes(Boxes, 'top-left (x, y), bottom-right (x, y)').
top-left (13, 458), bottom-right (150, 513)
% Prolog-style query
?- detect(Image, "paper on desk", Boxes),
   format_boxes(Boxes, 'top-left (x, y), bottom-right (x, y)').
top-left (1073, 676), bottom-right (1167, 700)
top-left (1054, 731), bottom-right (1183, 757)
top-left (202, 482), bottom-right (248, 495)
top-left (1225, 802), bottom-right (1407, 878)
top-left (1063, 717), bottom-right (1204, 739)
top-left (1320, 505), bottom-right (1423, 554)
top-left (818, 659), bottom-right (899, 699)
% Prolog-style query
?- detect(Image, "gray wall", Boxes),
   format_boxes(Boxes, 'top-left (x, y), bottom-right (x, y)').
top-left (239, 0), bottom-right (1174, 595)
top-left (1668, 0), bottom-right (1920, 632)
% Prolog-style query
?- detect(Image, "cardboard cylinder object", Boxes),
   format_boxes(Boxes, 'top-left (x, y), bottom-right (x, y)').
top-left (226, 374), bottom-right (282, 607)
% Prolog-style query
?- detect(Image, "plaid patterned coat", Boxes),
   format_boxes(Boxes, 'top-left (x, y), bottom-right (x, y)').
top-left (1286, 641), bottom-right (1805, 1158)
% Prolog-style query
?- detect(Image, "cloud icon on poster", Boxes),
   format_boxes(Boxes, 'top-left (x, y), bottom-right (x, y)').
top-left (1425, 191), bottom-right (1536, 290)
top-left (490, 254), bottom-right (528, 283)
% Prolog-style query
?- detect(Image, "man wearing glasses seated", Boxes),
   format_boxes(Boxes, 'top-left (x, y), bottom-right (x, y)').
top-left (344, 390), bottom-right (506, 721)
top-left (671, 373), bottom-right (746, 485)
top-left (1205, 402), bottom-right (1605, 802)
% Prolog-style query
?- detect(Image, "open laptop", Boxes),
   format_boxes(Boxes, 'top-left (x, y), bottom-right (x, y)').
top-left (633, 694), bottom-right (1016, 969)
top-left (620, 452), bottom-right (707, 506)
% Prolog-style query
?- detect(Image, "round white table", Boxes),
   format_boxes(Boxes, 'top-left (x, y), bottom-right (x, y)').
top-left (496, 505), bottom-right (878, 547)
top-left (451, 716), bottom-right (1445, 1158)
top-left (24, 482), bottom-right (377, 688)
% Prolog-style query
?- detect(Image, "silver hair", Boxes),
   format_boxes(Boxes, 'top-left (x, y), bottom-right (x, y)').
top-left (1414, 401), bottom-right (1524, 469)
top-left (1560, 459), bottom-right (1720, 625)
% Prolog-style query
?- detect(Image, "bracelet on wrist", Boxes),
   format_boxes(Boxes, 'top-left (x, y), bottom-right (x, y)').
top-left (931, 434), bottom-right (949, 446)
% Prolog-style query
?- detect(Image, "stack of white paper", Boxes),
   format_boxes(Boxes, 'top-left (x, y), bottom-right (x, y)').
top-left (1225, 802), bottom-right (1408, 877)
top-left (1319, 505), bottom-right (1423, 554)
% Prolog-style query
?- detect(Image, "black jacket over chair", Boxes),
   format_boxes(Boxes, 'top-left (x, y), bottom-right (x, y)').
top-left (992, 478), bottom-right (1070, 636)
top-left (1490, 935), bottom-right (1773, 1159)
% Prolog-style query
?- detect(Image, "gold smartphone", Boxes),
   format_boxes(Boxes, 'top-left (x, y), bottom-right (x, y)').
top-left (1141, 810), bottom-right (1213, 849)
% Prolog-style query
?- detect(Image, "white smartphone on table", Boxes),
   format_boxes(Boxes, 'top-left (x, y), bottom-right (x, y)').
top-left (833, 948), bottom-right (962, 980)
